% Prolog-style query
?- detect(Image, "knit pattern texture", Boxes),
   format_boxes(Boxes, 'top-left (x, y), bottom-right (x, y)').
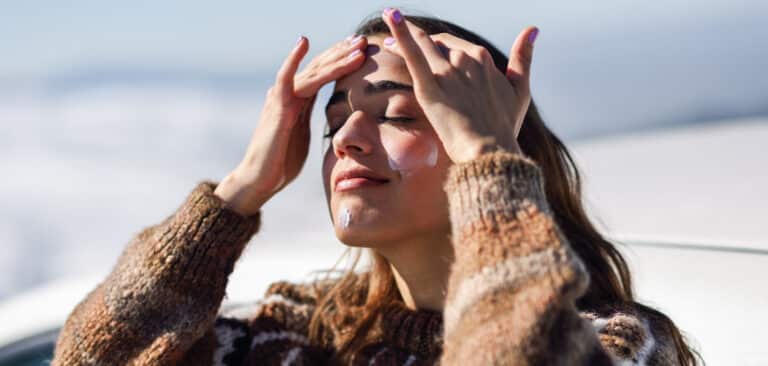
top-left (52, 152), bottom-right (680, 365)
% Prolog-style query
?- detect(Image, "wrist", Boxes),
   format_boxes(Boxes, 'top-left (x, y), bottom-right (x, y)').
top-left (213, 173), bottom-right (265, 217)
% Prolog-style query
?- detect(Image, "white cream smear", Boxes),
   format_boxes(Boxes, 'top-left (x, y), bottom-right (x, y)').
top-left (384, 138), bottom-right (439, 177)
top-left (340, 208), bottom-right (351, 229)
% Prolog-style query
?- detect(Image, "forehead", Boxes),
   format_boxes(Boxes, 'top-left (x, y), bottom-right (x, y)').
top-left (333, 35), bottom-right (411, 92)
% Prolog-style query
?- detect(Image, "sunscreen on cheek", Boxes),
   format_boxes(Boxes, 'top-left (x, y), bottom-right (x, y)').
top-left (383, 137), bottom-right (438, 176)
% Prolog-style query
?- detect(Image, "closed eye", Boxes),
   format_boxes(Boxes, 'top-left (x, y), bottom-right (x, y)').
top-left (378, 116), bottom-right (414, 123)
top-left (322, 116), bottom-right (414, 139)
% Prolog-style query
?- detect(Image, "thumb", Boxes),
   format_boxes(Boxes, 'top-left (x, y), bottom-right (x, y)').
top-left (276, 36), bottom-right (310, 96)
top-left (506, 26), bottom-right (538, 95)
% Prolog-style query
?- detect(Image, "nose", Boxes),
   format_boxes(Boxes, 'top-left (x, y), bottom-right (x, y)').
top-left (332, 110), bottom-right (375, 159)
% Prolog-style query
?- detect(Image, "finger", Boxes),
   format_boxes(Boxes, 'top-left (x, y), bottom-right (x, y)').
top-left (403, 21), bottom-right (451, 72)
top-left (275, 36), bottom-right (310, 93)
top-left (311, 34), bottom-right (367, 66)
top-left (430, 33), bottom-right (496, 80)
top-left (431, 33), bottom-right (492, 65)
top-left (378, 34), bottom-right (447, 64)
top-left (294, 36), bottom-right (368, 98)
top-left (380, 8), bottom-right (438, 90)
top-left (506, 26), bottom-right (538, 93)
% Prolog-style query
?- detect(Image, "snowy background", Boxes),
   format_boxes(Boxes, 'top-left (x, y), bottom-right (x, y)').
top-left (2, 0), bottom-right (767, 317)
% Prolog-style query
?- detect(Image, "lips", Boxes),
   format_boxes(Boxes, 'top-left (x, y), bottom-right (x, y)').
top-left (334, 168), bottom-right (390, 192)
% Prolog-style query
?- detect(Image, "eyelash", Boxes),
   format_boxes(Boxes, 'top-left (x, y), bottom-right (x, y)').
top-left (322, 116), bottom-right (414, 139)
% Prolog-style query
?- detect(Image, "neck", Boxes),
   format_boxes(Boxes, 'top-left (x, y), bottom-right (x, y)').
top-left (377, 232), bottom-right (454, 312)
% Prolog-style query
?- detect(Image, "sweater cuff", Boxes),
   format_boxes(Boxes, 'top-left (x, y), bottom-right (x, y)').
top-left (146, 181), bottom-right (262, 288)
top-left (443, 151), bottom-right (549, 233)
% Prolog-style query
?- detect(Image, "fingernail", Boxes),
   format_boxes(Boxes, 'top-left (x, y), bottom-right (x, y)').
top-left (348, 49), bottom-right (362, 60)
top-left (391, 9), bottom-right (403, 24)
top-left (297, 35), bottom-right (305, 45)
top-left (383, 37), bottom-right (396, 46)
top-left (528, 29), bottom-right (539, 45)
top-left (349, 35), bottom-right (364, 45)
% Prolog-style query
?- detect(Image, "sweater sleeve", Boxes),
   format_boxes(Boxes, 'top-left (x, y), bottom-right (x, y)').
top-left (439, 151), bottom-right (613, 365)
top-left (52, 181), bottom-right (262, 365)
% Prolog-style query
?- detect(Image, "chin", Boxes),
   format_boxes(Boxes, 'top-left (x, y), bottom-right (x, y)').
top-left (333, 224), bottom-right (384, 249)
top-left (328, 197), bottom-right (392, 245)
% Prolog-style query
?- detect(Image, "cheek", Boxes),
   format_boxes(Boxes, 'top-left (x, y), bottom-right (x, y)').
top-left (381, 131), bottom-right (439, 174)
top-left (322, 149), bottom-right (336, 199)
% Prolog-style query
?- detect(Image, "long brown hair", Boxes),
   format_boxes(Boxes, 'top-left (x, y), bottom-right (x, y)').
top-left (309, 13), bottom-right (701, 365)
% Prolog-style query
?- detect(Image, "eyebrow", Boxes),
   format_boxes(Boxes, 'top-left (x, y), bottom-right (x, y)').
top-left (325, 80), bottom-right (414, 112)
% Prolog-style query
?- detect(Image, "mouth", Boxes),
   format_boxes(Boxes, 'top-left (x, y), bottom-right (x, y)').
top-left (335, 176), bottom-right (389, 192)
top-left (334, 168), bottom-right (390, 192)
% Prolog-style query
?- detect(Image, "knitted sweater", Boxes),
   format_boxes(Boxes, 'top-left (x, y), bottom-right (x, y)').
top-left (52, 151), bottom-right (680, 365)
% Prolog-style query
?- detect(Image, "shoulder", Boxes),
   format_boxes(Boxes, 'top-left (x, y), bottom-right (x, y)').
top-left (580, 302), bottom-right (681, 365)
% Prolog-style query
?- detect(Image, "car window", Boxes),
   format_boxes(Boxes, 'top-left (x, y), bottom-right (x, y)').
top-left (0, 329), bottom-right (57, 366)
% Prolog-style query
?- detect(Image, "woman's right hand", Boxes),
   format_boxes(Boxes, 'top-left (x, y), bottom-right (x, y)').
top-left (214, 35), bottom-right (368, 216)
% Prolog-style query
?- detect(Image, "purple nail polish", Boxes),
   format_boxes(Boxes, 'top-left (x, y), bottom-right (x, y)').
top-left (528, 29), bottom-right (539, 44)
top-left (383, 37), bottom-right (396, 46)
top-left (350, 35), bottom-right (364, 45)
top-left (297, 36), bottom-right (304, 45)
top-left (391, 9), bottom-right (403, 24)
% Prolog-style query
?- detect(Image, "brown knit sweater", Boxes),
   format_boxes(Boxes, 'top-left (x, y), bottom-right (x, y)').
top-left (52, 152), bottom-right (681, 365)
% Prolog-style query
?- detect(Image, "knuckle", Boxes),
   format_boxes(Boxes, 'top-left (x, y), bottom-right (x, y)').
top-left (412, 27), bottom-right (429, 40)
top-left (431, 32), bottom-right (449, 42)
top-left (478, 48), bottom-right (493, 63)
top-left (330, 62), bottom-right (350, 74)
top-left (305, 69), bottom-right (319, 81)
top-left (470, 46), bottom-right (486, 59)
top-left (434, 65), bottom-right (455, 78)
top-left (455, 52), bottom-right (470, 64)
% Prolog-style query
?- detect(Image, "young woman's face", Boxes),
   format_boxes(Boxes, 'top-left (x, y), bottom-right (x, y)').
top-left (322, 34), bottom-right (452, 248)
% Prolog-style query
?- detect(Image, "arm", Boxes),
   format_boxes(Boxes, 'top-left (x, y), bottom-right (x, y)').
top-left (440, 152), bottom-right (683, 365)
top-left (439, 151), bottom-right (612, 365)
top-left (377, 10), bottom-right (684, 364)
top-left (373, 12), bottom-right (610, 363)
top-left (53, 33), bottom-right (368, 365)
top-left (52, 181), bottom-right (261, 365)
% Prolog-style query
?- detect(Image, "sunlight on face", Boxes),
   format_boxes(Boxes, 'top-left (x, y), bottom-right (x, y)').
top-left (321, 35), bottom-right (452, 248)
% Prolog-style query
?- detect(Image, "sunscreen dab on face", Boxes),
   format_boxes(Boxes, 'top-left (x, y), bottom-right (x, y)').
top-left (340, 207), bottom-right (352, 229)
top-left (384, 137), bottom-right (438, 177)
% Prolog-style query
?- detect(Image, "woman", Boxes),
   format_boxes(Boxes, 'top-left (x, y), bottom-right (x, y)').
top-left (52, 8), bottom-right (699, 365)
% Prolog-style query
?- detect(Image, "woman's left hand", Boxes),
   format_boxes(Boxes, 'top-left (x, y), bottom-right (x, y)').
top-left (381, 8), bottom-right (538, 163)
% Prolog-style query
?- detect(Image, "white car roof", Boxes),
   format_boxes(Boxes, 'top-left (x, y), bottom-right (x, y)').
top-left (573, 117), bottom-right (768, 250)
